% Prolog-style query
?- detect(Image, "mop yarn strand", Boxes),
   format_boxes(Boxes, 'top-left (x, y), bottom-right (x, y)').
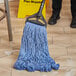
top-left (14, 22), bottom-right (60, 72)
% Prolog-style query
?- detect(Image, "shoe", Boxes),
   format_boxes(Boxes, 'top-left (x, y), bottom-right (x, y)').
top-left (70, 17), bottom-right (76, 28)
top-left (48, 14), bottom-right (60, 25)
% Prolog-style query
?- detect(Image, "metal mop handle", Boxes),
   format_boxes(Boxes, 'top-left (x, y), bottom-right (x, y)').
top-left (37, 0), bottom-right (45, 17)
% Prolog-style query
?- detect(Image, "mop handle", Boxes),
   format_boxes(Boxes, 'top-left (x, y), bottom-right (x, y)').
top-left (37, 0), bottom-right (45, 17)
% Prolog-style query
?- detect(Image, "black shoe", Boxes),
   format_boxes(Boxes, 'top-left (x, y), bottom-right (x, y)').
top-left (70, 17), bottom-right (76, 28)
top-left (48, 14), bottom-right (60, 25)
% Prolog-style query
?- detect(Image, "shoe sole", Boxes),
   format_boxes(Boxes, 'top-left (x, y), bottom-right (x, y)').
top-left (70, 25), bottom-right (76, 28)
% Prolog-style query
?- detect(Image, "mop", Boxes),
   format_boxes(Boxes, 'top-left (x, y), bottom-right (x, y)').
top-left (14, 0), bottom-right (60, 72)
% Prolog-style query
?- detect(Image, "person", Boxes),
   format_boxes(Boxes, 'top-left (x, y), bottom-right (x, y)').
top-left (48, 0), bottom-right (76, 28)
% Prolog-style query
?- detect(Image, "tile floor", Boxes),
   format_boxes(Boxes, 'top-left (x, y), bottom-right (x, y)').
top-left (0, 0), bottom-right (76, 76)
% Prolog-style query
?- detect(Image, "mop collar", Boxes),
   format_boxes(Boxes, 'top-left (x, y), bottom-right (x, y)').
top-left (26, 20), bottom-right (46, 27)
top-left (26, 13), bottom-right (47, 27)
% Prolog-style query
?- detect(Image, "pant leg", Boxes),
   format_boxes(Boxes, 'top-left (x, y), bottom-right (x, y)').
top-left (52, 0), bottom-right (62, 16)
top-left (71, 0), bottom-right (76, 18)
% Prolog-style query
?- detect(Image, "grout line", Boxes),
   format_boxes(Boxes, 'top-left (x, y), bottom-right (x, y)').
top-left (63, 27), bottom-right (66, 34)
top-left (10, 62), bottom-right (13, 76)
top-left (0, 55), bottom-right (9, 59)
top-left (52, 34), bottom-right (53, 45)
top-left (66, 47), bottom-right (69, 56)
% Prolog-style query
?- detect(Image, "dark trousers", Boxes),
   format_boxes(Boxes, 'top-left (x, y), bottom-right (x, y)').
top-left (52, 0), bottom-right (76, 18)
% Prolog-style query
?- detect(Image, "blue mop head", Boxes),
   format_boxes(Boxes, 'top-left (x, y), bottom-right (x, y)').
top-left (14, 22), bottom-right (60, 72)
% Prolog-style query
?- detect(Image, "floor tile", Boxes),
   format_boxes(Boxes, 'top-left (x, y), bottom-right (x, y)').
top-left (12, 69), bottom-right (41, 76)
top-left (48, 48), bottom-right (68, 58)
top-left (53, 34), bottom-right (71, 48)
top-left (40, 66), bottom-right (75, 76)
top-left (55, 56), bottom-right (76, 67)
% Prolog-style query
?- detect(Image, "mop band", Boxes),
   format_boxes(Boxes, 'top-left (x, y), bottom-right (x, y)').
top-left (26, 20), bottom-right (46, 27)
